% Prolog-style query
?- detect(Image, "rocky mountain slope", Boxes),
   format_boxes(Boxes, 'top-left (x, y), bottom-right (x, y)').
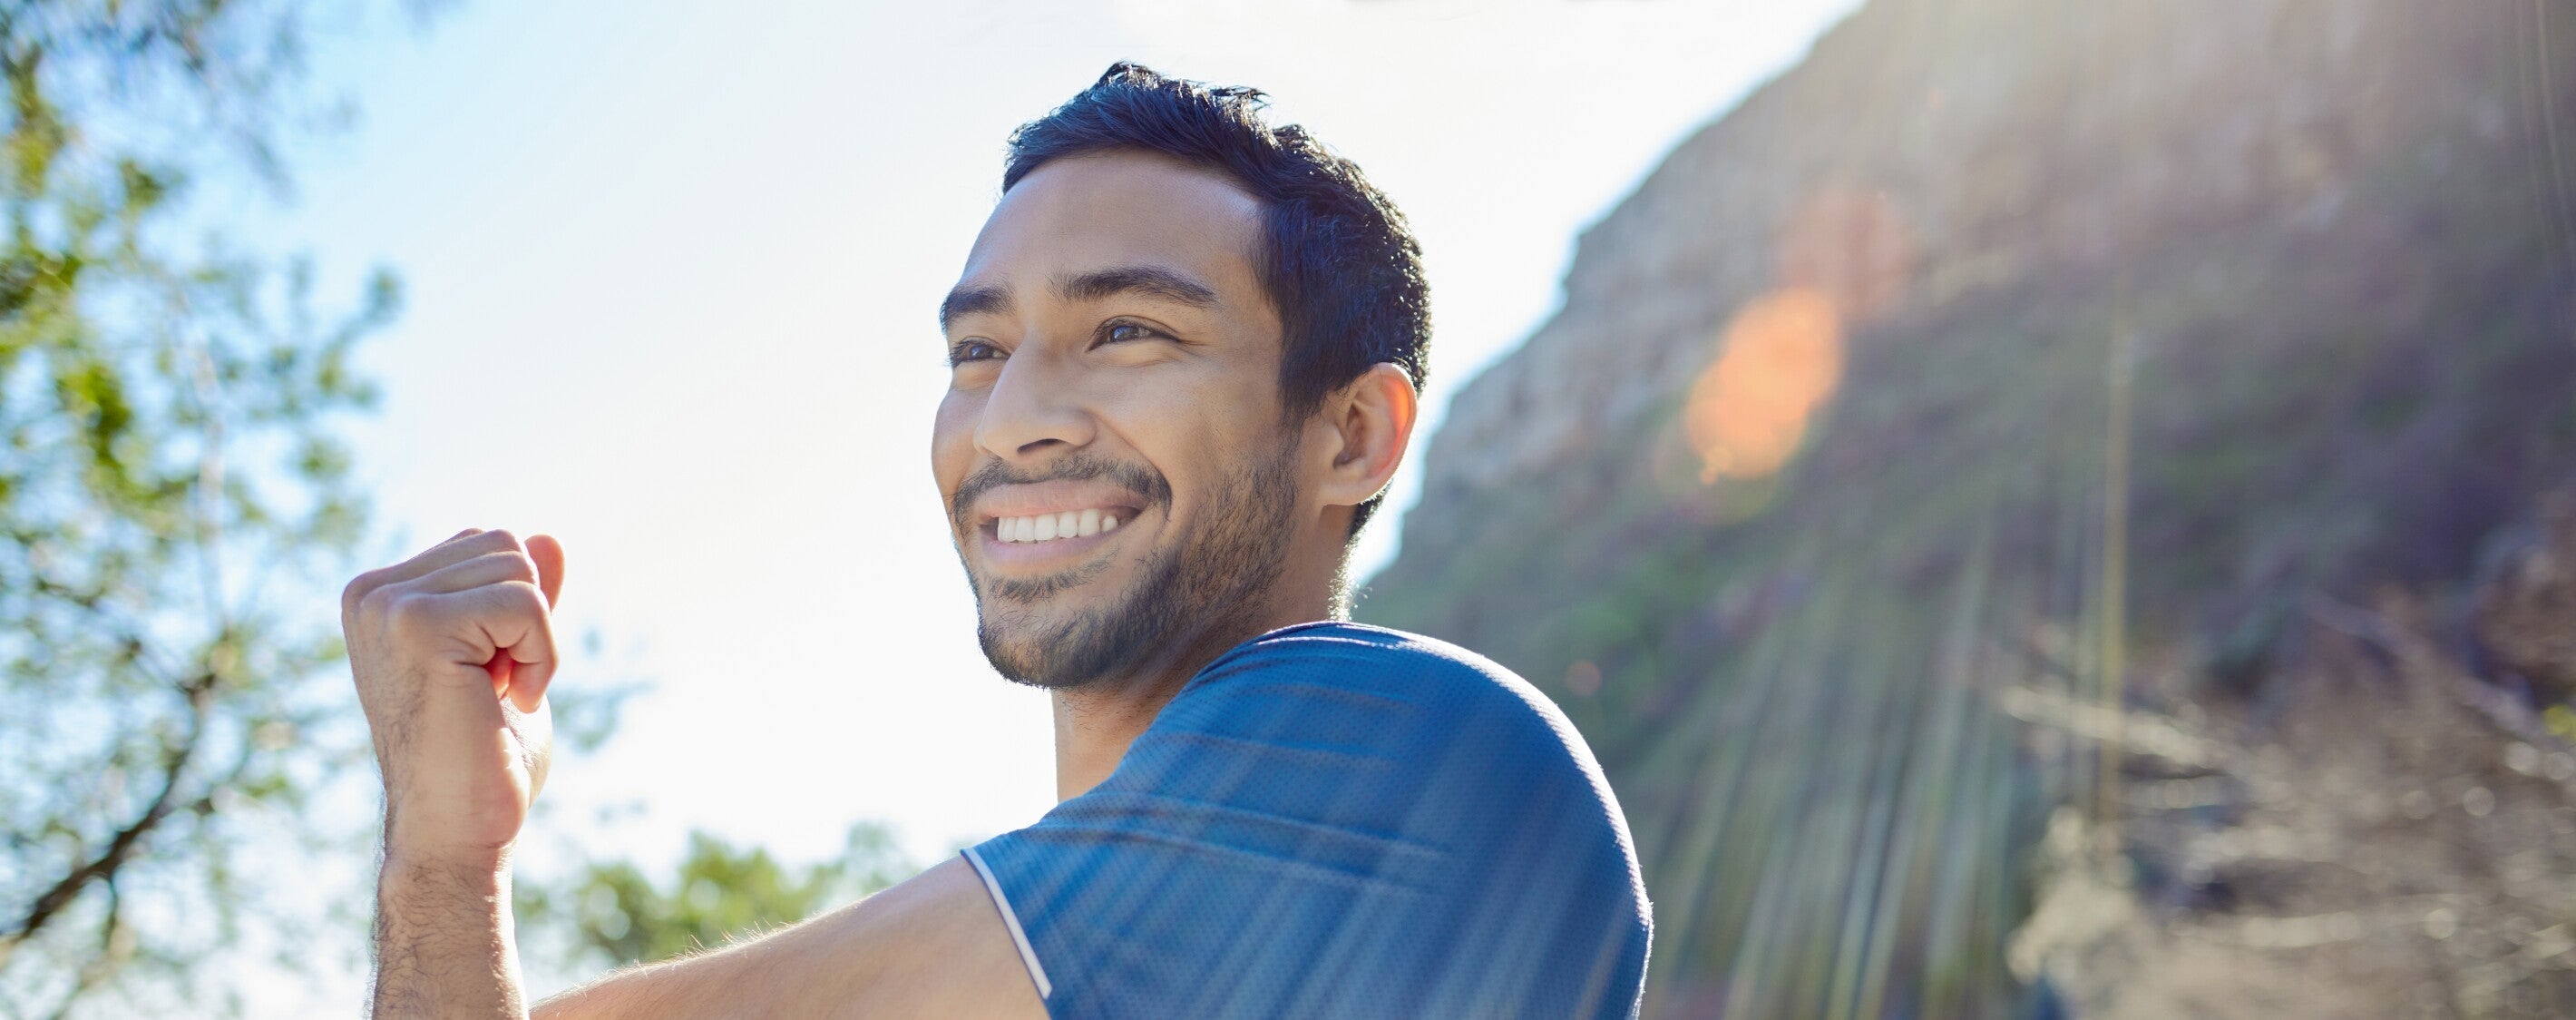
top-left (1360, 1), bottom-right (2576, 1015)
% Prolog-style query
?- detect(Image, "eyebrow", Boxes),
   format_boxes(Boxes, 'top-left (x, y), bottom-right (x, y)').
top-left (939, 283), bottom-right (1011, 332)
top-left (1055, 266), bottom-right (1221, 310)
top-left (938, 265), bottom-right (1222, 332)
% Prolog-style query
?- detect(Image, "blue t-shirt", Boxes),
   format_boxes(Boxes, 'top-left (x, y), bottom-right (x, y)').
top-left (961, 622), bottom-right (1652, 1018)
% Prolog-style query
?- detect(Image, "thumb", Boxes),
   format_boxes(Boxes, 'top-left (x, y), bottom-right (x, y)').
top-left (528, 534), bottom-right (567, 609)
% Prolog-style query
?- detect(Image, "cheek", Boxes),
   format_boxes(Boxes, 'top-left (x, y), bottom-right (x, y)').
top-left (931, 392), bottom-right (981, 493)
top-left (1114, 402), bottom-right (1256, 518)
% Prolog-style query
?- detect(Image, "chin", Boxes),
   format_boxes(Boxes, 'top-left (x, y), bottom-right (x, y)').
top-left (961, 453), bottom-right (1298, 690)
top-left (977, 610), bottom-right (1116, 690)
top-left (968, 569), bottom-right (1124, 687)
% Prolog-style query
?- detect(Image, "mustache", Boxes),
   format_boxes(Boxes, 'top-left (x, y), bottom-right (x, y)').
top-left (948, 452), bottom-right (1174, 535)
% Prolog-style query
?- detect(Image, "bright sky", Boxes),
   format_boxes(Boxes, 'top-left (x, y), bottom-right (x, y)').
top-left (239, 0), bottom-right (1859, 1000)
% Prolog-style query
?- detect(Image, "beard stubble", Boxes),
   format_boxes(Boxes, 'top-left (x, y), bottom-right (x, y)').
top-left (959, 443), bottom-right (1301, 690)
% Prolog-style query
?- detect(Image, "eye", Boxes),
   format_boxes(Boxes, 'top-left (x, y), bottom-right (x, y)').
top-left (948, 339), bottom-right (1002, 367)
top-left (1097, 319), bottom-right (1169, 347)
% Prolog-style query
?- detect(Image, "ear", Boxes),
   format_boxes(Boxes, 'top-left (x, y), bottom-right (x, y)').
top-left (1311, 363), bottom-right (1419, 516)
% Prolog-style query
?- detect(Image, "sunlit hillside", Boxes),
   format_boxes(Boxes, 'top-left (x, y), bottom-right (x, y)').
top-left (1361, 1), bottom-right (2576, 1015)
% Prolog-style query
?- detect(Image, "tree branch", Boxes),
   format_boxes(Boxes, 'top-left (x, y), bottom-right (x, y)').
top-left (43, 876), bottom-right (125, 1020)
top-left (0, 671), bottom-right (215, 970)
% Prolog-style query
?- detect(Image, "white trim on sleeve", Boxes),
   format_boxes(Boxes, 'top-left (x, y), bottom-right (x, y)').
top-left (960, 847), bottom-right (1053, 1001)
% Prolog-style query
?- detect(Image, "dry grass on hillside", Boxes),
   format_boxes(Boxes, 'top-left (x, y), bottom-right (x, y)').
top-left (2015, 574), bottom-right (2576, 1018)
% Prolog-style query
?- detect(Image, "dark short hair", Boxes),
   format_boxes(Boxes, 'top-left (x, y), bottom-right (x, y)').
top-left (1003, 62), bottom-right (1430, 535)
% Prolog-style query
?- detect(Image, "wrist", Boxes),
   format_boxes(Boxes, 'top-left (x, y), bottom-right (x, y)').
top-left (381, 803), bottom-right (517, 874)
top-left (372, 840), bottom-right (527, 1018)
top-left (381, 836), bottom-right (513, 883)
top-left (374, 850), bottom-right (515, 957)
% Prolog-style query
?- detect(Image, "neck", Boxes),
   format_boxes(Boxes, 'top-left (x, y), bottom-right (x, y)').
top-left (1049, 670), bottom-right (1191, 802)
top-left (1049, 548), bottom-right (1349, 800)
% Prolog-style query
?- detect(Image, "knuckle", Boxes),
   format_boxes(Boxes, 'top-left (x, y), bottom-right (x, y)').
top-left (496, 551), bottom-right (540, 583)
top-left (496, 583), bottom-right (555, 638)
top-left (379, 589), bottom-right (440, 634)
top-left (378, 588), bottom-right (418, 623)
top-left (340, 572), bottom-right (376, 613)
top-left (500, 580), bottom-right (550, 614)
top-left (356, 581), bottom-right (402, 620)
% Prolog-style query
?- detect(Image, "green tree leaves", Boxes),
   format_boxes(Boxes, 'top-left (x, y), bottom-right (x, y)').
top-left (0, 2), bottom-right (415, 1015)
top-left (517, 823), bottom-right (915, 973)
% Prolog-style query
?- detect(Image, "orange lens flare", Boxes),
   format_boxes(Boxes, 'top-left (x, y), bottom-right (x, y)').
top-left (1684, 289), bottom-right (1845, 483)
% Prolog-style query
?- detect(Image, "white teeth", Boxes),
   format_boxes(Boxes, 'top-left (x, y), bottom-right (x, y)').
top-left (995, 510), bottom-right (1127, 544)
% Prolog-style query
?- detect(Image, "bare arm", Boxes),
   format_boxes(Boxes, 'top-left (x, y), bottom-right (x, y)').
top-left (346, 529), bottom-right (1044, 1018)
top-left (532, 857), bottom-right (1043, 1018)
top-left (346, 528), bottom-right (561, 1016)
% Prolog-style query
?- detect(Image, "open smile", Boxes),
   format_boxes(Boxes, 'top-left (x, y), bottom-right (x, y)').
top-left (969, 481), bottom-right (1152, 570)
top-left (992, 507), bottom-right (1125, 544)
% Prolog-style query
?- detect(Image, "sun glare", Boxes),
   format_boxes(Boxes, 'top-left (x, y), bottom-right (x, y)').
top-left (1684, 288), bottom-right (1846, 483)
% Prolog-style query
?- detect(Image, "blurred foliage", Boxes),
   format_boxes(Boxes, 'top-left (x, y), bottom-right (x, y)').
top-left (515, 823), bottom-right (915, 976)
top-left (0, 2), bottom-right (424, 1015)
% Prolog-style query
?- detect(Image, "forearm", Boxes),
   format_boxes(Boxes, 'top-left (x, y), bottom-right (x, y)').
top-left (530, 948), bottom-right (730, 1018)
top-left (372, 850), bottom-right (527, 1019)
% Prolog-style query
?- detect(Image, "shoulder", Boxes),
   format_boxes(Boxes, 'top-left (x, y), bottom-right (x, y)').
top-left (1174, 621), bottom-right (1578, 749)
top-left (1167, 623), bottom-right (1615, 804)
top-left (971, 622), bottom-right (1653, 1018)
top-left (1147, 622), bottom-right (1652, 979)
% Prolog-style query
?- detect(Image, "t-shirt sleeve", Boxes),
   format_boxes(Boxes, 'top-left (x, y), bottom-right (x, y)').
top-left (963, 624), bottom-right (1652, 1019)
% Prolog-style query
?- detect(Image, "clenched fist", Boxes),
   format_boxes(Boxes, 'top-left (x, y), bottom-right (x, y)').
top-left (344, 528), bottom-right (566, 867)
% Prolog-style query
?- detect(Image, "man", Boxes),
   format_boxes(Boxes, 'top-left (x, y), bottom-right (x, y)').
top-left (346, 64), bottom-right (1651, 1018)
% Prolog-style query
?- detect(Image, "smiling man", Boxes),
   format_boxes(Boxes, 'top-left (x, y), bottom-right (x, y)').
top-left (346, 64), bottom-right (1650, 1018)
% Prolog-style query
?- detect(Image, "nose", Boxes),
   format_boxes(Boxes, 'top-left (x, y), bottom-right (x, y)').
top-left (974, 344), bottom-right (1097, 461)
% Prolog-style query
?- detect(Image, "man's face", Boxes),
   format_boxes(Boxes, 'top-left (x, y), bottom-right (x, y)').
top-left (933, 152), bottom-right (1303, 689)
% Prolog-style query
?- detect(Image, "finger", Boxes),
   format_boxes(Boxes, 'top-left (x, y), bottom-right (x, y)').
top-left (454, 581), bottom-right (559, 713)
top-left (351, 529), bottom-right (530, 605)
top-left (506, 617), bottom-right (560, 714)
top-left (526, 534), bottom-right (566, 610)
top-left (402, 550), bottom-right (540, 596)
top-left (415, 582), bottom-right (555, 710)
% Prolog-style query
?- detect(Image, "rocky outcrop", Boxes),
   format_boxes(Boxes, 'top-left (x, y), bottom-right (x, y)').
top-left (1413, 0), bottom-right (2552, 526)
top-left (1362, 1), bottom-right (2576, 1015)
